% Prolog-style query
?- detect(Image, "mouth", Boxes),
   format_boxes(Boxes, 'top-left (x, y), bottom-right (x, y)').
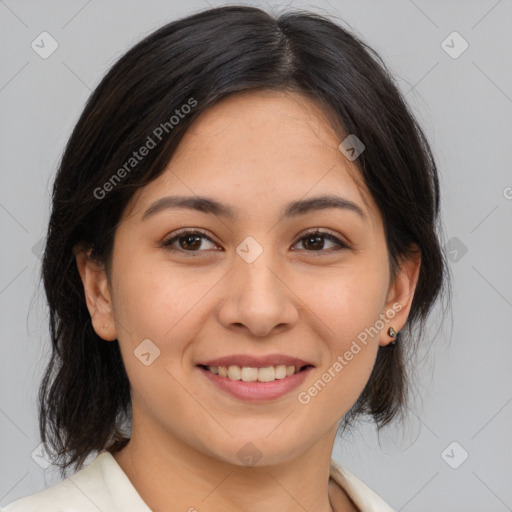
top-left (197, 363), bottom-right (313, 383)
top-left (196, 361), bottom-right (314, 402)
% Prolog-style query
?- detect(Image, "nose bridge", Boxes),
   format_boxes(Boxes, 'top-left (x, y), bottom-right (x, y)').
top-left (234, 234), bottom-right (283, 302)
top-left (246, 255), bottom-right (277, 288)
top-left (217, 234), bottom-right (298, 335)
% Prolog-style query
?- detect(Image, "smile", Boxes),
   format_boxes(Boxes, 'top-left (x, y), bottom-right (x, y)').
top-left (199, 364), bottom-right (311, 382)
top-left (196, 364), bottom-right (314, 402)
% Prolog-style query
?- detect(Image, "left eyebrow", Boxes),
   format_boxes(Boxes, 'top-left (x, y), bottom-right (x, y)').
top-left (281, 195), bottom-right (367, 222)
top-left (141, 194), bottom-right (367, 222)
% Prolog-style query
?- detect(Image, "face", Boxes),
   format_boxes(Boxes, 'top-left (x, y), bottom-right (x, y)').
top-left (77, 89), bottom-right (419, 467)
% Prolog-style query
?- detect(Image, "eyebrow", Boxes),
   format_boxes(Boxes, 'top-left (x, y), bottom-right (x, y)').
top-left (142, 194), bottom-right (367, 222)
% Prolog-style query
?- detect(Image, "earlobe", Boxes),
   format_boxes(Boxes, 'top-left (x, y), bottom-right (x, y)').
top-left (74, 245), bottom-right (117, 341)
top-left (379, 247), bottom-right (421, 347)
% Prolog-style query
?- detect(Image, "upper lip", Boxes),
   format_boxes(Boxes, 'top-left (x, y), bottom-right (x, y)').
top-left (198, 354), bottom-right (314, 368)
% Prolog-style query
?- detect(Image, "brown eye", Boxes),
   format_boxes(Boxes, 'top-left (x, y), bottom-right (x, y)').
top-left (293, 229), bottom-right (349, 252)
top-left (162, 230), bottom-right (218, 253)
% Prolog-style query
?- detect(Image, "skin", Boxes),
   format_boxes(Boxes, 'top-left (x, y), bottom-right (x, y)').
top-left (75, 89), bottom-right (420, 512)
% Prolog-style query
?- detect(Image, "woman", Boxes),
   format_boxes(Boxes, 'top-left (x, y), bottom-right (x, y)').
top-left (2, 5), bottom-right (449, 511)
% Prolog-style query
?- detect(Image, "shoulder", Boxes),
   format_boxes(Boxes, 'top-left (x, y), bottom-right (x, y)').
top-left (1, 452), bottom-right (121, 512)
top-left (329, 459), bottom-right (396, 512)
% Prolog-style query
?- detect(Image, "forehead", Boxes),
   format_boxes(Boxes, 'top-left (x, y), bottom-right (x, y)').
top-left (124, 89), bottom-right (378, 225)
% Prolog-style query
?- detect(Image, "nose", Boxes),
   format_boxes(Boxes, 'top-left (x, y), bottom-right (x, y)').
top-left (216, 248), bottom-right (299, 337)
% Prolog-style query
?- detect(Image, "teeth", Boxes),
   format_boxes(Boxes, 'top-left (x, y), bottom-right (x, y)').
top-left (206, 364), bottom-right (302, 382)
top-left (227, 365), bottom-right (241, 380)
top-left (258, 366), bottom-right (275, 382)
top-left (241, 367), bottom-right (258, 382)
top-left (275, 365), bottom-right (287, 379)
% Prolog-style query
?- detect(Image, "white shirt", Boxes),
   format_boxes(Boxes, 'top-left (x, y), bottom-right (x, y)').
top-left (1, 451), bottom-right (395, 511)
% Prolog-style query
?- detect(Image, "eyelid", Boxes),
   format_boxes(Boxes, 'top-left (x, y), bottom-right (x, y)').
top-left (161, 228), bottom-right (218, 248)
top-left (293, 228), bottom-right (350, 251)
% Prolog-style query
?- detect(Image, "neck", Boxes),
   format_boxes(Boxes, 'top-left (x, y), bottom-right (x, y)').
top-left (111, 416), bottom-right (357, 511)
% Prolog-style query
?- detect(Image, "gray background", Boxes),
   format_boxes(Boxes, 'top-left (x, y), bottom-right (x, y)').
top-left (1, 0), bottom-right (511, 510)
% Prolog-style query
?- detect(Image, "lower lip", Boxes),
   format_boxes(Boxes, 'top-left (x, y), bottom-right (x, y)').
top-left (197, 366), bottom-right (313, 402)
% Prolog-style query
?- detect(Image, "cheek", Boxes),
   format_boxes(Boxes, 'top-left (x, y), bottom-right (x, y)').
top-left (293, 260), bottom-right (388, 399)
top-left (110, 252), bottom-right (210, 341)
top-left (109, 256), bottom-right (203, 428)
top-left (302, 259), bottom-right (389, 345)
top-left (109, 255), bottom-right (221, 398)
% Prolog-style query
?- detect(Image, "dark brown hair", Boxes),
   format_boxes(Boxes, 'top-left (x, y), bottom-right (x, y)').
top-left (39, 4), bottom-right (451, 476)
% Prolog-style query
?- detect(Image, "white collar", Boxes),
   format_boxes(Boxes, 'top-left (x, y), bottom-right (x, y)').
top-left (2, 451), bottom-right (395, 511)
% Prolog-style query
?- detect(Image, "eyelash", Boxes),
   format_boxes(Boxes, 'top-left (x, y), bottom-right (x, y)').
top-left (161, 228), bottom-right (349, 254)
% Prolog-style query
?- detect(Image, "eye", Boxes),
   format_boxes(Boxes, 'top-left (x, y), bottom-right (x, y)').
top-left (161, 229), bottom-right (220, 253)
top-left (292, 229), bottom-right (349, 252)
top-left (161, 228), bottom-right (349, 255)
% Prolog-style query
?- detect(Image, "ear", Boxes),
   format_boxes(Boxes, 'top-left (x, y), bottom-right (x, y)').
top-left (74, 245), bottom-right (117, 341)
top-left (379, 245), bottom-right (421, 347)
